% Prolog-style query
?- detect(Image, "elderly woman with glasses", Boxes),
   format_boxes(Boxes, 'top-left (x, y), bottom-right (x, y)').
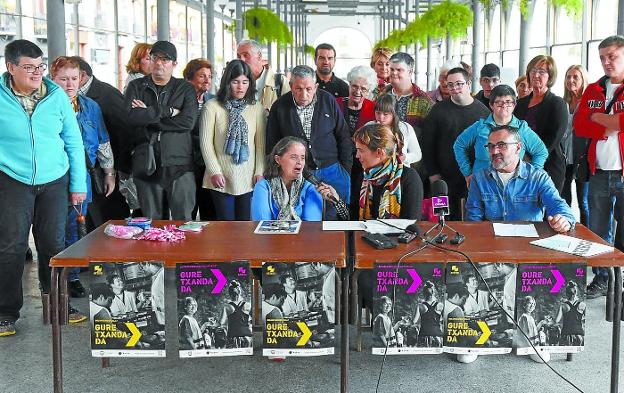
top-left (454, 84), bottom-right (548, 188)
top-left (336, 66), bottom-right (378, 133)
top-left (514, 55), bottom-right (569, 193)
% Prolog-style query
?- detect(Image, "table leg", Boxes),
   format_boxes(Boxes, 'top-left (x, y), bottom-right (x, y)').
top-left (610, 267), bottom-right (622, 393)
top-left (350, 270), bottom-right (362, 352)
top-left (341, 267), bottom-right (349, 393)
top-left (51, 267), bottom-right (64, 393)
top-left (608, 268), bottom-right (615, 322)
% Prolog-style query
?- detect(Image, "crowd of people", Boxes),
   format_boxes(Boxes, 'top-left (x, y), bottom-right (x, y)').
top-left (1, 34), bottom-right (623, 353)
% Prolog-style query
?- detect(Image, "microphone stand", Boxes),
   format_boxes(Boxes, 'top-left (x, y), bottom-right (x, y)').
top-left (423, 214), bottom-right (465, 244)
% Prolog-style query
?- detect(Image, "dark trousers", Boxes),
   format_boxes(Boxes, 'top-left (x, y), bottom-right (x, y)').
top-left (210, 190), bottom-right (252, 220)
top-left (135, 172), bottom-right (196, 220)
top-left (0, 171), bottom-right (69, 322)
top-left (192, 166), bottom-right (216, 220)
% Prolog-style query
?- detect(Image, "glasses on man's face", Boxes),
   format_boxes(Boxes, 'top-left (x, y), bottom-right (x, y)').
top-left (17, 63), bottom-right (47, 74)
top-left (530, 68), bottom-right (549, 77)
top-left (485, 141), bottom-right (519, 151)
top-left (446, 81), bottom-right (466, 90)
top-left (150, 54), bottom-right (172, 63)
top-left (350, 85), bottom-right (369, 94)
top-left (492, 100), bottom-right (515, 108)
top-left (481, 77), bottom-right (499, 85)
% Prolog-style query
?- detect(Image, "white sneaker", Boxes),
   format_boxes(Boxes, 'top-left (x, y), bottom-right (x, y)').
top-left (457, 353), bottom-right (478, 363)
top-left (529, 352), bottom-right (551, 363)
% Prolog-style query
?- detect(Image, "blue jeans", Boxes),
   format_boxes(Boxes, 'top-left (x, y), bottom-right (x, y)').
top-left (0, 171), bottom-right (69, 322)
top-left (588, 170), bottom-right (623, 281)
top-left (314, 162), bottom-right (351, 220)
top-left (211, 190), bottom-right (252, 220)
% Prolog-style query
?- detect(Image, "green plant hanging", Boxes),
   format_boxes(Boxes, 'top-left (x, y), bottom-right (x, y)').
top-left (550, 0), bottom-right (583, 17)
top-left (373, 1), bottom-right (472, 49)
top-left (243, 7), bottom-right (293, 45)
top-left (304, 44), bottom-right (315, 57)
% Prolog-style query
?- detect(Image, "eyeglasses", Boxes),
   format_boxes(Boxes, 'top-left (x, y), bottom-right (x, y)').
top-left (530, 68), bottom-right (549, 76)
top-left (150, 54), bottom-right (172, 63)
top-left (350, 85), bottom-right (369, 94)
top-left (16, 63), bottom-right (47, 74)
top-left (485, 141), bottom-right (519, 151)
top-left (480, 77), bottom-right (500, 85)
top-left (492, 100), bottom-right (515, 108)
top-left (446, 81), bottom-right (466, 90)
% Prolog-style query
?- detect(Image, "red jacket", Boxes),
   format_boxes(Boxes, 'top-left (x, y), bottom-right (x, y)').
top-left (573, 75), bottom-right (624, 175)
top-left (336, 97), bottom-right (376, 132)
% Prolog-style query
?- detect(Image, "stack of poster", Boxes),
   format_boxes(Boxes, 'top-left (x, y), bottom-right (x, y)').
top-left (443, 262), bottom-right (516, 356)
top-left (372, 263), bottom-right (445, 355)
top-left (262, 262), bottom-right (336, 357)
top-left (514, 262), bottom-right (587, 355)
top-left (89, 261), bottom-right (166, 357)
top-left (175, 261), bottom-right (253, 357)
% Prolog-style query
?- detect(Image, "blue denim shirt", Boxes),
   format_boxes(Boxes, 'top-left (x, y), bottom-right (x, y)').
top-left (466, 161), bottom-right (576, 225)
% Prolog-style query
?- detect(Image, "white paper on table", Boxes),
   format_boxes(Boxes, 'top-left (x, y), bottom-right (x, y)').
top-left (492, 223), bottom-right (539, 237)
top-left (531, 234), bottom-right (614, 257)
top-left (364, 219), bottom-right (416, 234)
top-left (322, 221), bottom-right (366, 231)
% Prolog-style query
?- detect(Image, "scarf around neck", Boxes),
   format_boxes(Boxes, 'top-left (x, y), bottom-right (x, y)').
top-left (223, 98), bottom-right (249, 164)
top-left (359, 154), bottom-right (403, 219)
top-left (269, 176), bottom-right (304, 221)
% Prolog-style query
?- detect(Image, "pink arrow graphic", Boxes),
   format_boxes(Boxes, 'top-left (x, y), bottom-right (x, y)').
top-left (550, 269), bottom-right (564, 293)
top-left (211, 269), bottom-right (227, 294)
top-left (406, 269), bottom-right (422, 294)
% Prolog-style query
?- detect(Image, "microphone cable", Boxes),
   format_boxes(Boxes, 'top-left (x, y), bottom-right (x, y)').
top-left (374, 226), bottom-right (444, 393)
top-left (425, 240), bottom-right (586, 393)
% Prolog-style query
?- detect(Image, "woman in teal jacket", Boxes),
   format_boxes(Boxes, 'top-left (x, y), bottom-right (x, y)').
top-left (453, 85), bottom-right (548, 185)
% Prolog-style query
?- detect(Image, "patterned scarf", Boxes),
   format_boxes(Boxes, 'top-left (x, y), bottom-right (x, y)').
top-left (359, 154), bottom-right (403, 219)
top-left (223, 99), bottom-right (249, 164)
top-left (269, 176), bottom-right (304, 221)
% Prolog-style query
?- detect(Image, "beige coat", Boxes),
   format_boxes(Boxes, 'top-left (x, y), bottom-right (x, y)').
top-left (200, 98), bottom-right (266, 195)
top-left (259, 66), bottom-right (290, 113)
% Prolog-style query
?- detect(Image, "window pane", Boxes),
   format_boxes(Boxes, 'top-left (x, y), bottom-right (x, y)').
top-left (530, 0), bottom-right (548, 47)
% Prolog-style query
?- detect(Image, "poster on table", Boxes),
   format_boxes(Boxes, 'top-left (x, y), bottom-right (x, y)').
top-left (372, 262), bottom-right (445, 355)
top-left (262, 262), bottom-right (336, 357)
top-left (89, 261), bottom-right (166, 357)
top-left (443, 262), bottom-right (516, 355)
top-left (514, 262), bottom-right (587, 355)
top-left (176, 261), bottom-right (253, 357)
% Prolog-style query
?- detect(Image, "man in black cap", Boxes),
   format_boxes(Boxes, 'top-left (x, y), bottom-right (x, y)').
top-left (124, 40), bottom-right (198, 220)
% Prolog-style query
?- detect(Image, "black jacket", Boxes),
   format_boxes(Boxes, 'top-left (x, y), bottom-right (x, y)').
top-left (125, 76), bottom-right (197, 167)
top-left (266, 89), bottom-right (353, 172)
top-left (86, 77), bottom-right (133, 173)
top-left (514, 90), bottom-right (568, 192)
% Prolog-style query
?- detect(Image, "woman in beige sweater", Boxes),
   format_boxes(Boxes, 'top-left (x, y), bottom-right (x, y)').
top-left (200, 60), bottom-right (266, 220)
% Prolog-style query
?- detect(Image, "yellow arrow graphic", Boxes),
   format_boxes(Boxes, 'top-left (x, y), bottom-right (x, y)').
top-left (296, 322), bottom-right (312, 346)
top-left (475, 321), bottom-right (491, 345)
top-left (125, 322), bottom-right (142, 347)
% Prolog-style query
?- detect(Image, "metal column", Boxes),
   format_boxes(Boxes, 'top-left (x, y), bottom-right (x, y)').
top-left (206, 0), bottom-right (215, 65)
top-left (619, 0), bottom-right (624, 35)
top-left (157, 0), bottom-right (169, 41)
top-left (518, 0), bottom-right (534, 76)
top-left (472, 0), bottom-right (482, 93)
top-left (235, 0), bottom-right (243, 44)
top-left (46, 0), bottom-right (66, 64)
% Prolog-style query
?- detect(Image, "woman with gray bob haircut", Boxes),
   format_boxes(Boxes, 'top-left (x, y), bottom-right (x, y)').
top-left (251, 136), bottom-right (339, 221)
top-left (337, 65), bottom-right (378, 133)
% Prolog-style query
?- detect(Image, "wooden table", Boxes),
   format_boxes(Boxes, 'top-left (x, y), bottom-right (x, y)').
top-left (49, 221), bottom-right (348, 393)
top-left (352, 221), bottom-right (624, 393)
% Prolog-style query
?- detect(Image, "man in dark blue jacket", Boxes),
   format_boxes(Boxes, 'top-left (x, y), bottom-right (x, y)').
top-left (266, 65), bottom-right (352, 219)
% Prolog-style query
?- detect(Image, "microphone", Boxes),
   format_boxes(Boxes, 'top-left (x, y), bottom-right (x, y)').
top-left (431, 180), bottom-right (450, 218)
top-left (398, 223), bottom-right (421, 244)
top-left (303, 167), bottom-right (338, 203)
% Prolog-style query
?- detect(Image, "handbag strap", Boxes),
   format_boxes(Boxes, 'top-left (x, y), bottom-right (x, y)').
top-left (605, 85), bottom-right (624, 114)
